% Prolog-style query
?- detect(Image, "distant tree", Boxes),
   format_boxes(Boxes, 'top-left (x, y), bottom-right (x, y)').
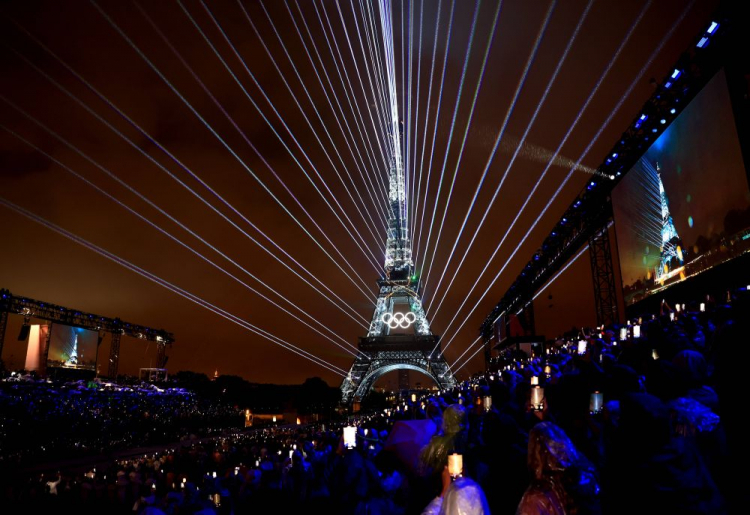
top-left (694, 234), bottom-right (711, 254)
top-left (297, 377), bottom-right (339, 414)
top-left (724, 206), bottom-right (750, 236)
top-left (214, 375), bottom-right (252, 403)
top-left (172, 370), bottom-right (212, 395)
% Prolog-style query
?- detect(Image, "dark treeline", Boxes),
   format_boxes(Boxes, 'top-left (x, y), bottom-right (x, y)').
top-left (169, 372), bottom-right (340, 415)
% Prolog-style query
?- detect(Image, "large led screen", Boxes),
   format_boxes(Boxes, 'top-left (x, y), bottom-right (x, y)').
top-left (613, 69), bottom-right (750, 306)
top-left (46, 324), bottom-right (98, 371)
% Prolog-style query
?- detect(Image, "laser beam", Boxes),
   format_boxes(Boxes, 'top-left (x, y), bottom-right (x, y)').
top-left (428, 0), bottom-right (591, 320)
top-left (286, 0), bottom-right (391, 213)
top-left (91, 0), bottom-right (378, 299)
top-left (2, 29), bottom-right (371, 328)
top-left (259, 0), bottom-right (390, 230)
top-left (413, 0), bottom-right (456, 266)
top-left (0, 196), bottom-right (348, 377)
top-left (440, 0), bottom-right (693, 356)
top-left (420, 0), bottom-right (504, 298)
top-left (0, 113), bottom-right (361, 359)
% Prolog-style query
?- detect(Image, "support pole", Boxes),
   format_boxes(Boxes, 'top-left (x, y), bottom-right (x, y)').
top-left (42, 323), bottom-right (52, 377)
top-left (108, 331), bottom-right (121, 378)
top-left (589, 217), bottom-right (620, 327)
top-left (0, 310), bottom-right (7, 366)
top-left (156, 342), bottom-right (167, 369)
top-left (483, 333), bottom-right (492, 369)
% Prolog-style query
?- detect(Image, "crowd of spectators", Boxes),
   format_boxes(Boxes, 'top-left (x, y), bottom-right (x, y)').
top-left (0, 377), bottom-right (243, 468)
top-left (1, 291), bottom-right (747, 514)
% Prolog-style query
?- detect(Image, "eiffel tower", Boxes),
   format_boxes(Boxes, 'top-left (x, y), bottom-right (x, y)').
top-left (340, 131), bottom-right (456, 404)
top-left (654, 161), bottom-right (685, 284)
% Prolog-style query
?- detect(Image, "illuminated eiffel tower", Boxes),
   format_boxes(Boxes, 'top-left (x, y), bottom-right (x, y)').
top-left (339, 135), bottom-right (456, 404)
top-left (654, 162), bottom-right (685, 283)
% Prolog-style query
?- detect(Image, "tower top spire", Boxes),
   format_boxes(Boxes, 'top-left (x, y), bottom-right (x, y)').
top-left (384, 122), bottom-right (412, 279)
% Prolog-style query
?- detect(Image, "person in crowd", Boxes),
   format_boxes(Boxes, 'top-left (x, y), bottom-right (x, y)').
top-left (516, 421), bottom-right (600, 515)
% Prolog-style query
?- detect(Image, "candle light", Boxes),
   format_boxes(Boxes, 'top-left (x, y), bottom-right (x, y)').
top-left (483, 396), bottom-right (492, 411)
top-left (289, 450), bottom-right (294, 459)
top-left (577, 340), bottom-right (587, 355)
top-left (544, 365), bottom-right (551, 375)
top-left (411, 393), bottom-right (417, 403)
top-left (531, 376), bottom-right (539, 386)
top-left (590, 391), bottom-right (603, 414)
top-left (619, 327), bottom-right (627, 341)
top-left (632, 325), bottom-right (641, 338)
top-left (272, 416), bottom-right (277, 423)
top-left (531, 386), bottom-right (544, 411)
top-left (700, 303), bottom-right (705, 312)
top-left (448, 453), bottom-right (463, 478)
top-left (670, 312), bottom-right (675, 321)
top-left (212, 471), bottom-right (216, 478)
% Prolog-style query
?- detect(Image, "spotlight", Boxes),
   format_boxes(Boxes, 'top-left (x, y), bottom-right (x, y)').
top-left (696, 37), bottom-right (708, 48)
top-left (671, 69), bottom-right (682, 80)
top-left (707, 21), bottom-right (719, 34)
top-left (670, 108), bottom-right (676, 114)
top-left (652, 128), bottom-right (658, 133)
top-left (660, 119), bottom-right (666, 124)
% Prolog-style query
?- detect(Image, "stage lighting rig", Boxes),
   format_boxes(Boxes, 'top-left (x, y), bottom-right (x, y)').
top-left (480, 14), bottom-right (731, 339)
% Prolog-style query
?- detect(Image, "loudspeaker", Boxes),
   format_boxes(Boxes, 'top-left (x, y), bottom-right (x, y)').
top-left (17, 324), bottom-right (30, 341)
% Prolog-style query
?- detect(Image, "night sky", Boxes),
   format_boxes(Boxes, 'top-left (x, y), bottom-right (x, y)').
top-left (0, 0), bottom-right (719, 386)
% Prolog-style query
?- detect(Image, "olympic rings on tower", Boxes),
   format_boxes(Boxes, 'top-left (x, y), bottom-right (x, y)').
top-left (381, 312), bottom-right (416, 329)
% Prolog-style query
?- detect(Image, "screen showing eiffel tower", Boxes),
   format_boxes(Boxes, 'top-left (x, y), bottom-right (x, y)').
top-left (46, 324), bottom-right (98, 371)
top-left (612, 69), bottom-right (750, 306)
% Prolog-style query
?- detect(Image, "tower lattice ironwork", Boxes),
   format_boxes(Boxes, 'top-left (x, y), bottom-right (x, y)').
top-left (340, 141), bottom-right (456, 404)
top-left (655, 162), bottom-right (685, 283)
